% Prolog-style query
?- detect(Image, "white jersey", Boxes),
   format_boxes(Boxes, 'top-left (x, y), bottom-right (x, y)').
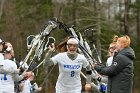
top-left (0, 53), bottom-right (4, 66)
top-left (51, 52), bottom-right (89, 93)
top-left (20, 79), bottom-right (32, 93)
top-left (106, 56), bottom-right (113, 66)
top-left (0, 59), bottom-right (17, 93)
top-left (0, 53), bottom-right (4, 93)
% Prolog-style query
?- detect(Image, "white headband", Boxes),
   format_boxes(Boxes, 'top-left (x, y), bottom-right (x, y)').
top-left (0, 39), bottom-right (3, 44)
top-left (67, 38), bottom-right (78, 44)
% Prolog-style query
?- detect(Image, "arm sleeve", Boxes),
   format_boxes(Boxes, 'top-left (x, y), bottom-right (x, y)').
top-left (43, 51), bottom-right (55, 66)
top-left (0, 67), bottom-right (19, 74)
top-left (12, 61), bottom-right (24, 81)
top-left (51, 53), bottom-right (61, 65)
top-left (0, 60), bottom-right (19, 74)
top-left (12, 74), bottom-right (24, 82)
top-left (86, 65), bottom-right (92, 83)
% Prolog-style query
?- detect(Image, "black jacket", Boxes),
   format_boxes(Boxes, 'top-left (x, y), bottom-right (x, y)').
top-left (95, 47), bottom-right (135, 93)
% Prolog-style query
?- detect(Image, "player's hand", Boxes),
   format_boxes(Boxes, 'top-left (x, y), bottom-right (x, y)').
top-left (85, 83), bottom-right (92, 91)
top-left (48, 43), bottom-right (55, 52)
top-left (37, 87), bottom-right (42, 91)
top-left (16, 69), bottom-right (20, 73)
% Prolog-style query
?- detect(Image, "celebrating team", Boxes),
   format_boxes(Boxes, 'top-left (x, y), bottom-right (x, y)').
top-left (0, 34), bottom-right (135, 93)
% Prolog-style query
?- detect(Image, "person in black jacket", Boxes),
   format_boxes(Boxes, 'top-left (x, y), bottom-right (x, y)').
top-left (93, 35), bottom-right (135, 93)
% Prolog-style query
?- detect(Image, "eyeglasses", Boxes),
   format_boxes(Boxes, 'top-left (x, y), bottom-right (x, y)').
top-left (67, 43), bottom-right (78, 48)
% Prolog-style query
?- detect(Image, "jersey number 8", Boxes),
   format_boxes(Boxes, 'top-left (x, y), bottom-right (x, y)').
top-left (71, 71), bottom-right (75, 77)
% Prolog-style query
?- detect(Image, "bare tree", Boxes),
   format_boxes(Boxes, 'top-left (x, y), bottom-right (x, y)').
top-left (124, 0), bottom-right (131, 35)
top-left (118, 0), bottom-right (124, 33)
top-left (136, 0), bottom-right (140, 42)
top-left (0, 0), bottom-right (5, 19)
top-left (93, 0), bottom-right (102, 59)
top-left (107, 0), bottom-right (111, 19)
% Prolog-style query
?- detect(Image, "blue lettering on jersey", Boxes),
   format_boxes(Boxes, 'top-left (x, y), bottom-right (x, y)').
top-left (64, 65), bottom-right (80, 69)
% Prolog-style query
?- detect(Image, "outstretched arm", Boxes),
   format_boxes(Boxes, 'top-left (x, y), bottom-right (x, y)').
top-left (43, 43), bottom-right (56, 66)
top-left (0, 66), bottom-right (20, 74)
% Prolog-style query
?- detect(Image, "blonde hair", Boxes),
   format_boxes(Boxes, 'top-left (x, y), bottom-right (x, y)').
top-left (112, 35), bottom-right (118, 42)
top-left (108, 35), bottom-right (118, 56)
top-left (117, 35), bottom-right (131, 48)
top-left (110, 35), bottom-right (118, 46)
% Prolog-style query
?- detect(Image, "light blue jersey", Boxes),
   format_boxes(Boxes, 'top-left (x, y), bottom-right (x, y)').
top-left (51, 52), bottom-right (89, 93)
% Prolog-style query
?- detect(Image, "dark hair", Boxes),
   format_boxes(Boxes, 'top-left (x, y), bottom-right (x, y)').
top-left (2, 45), bottom-right (12, 53)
